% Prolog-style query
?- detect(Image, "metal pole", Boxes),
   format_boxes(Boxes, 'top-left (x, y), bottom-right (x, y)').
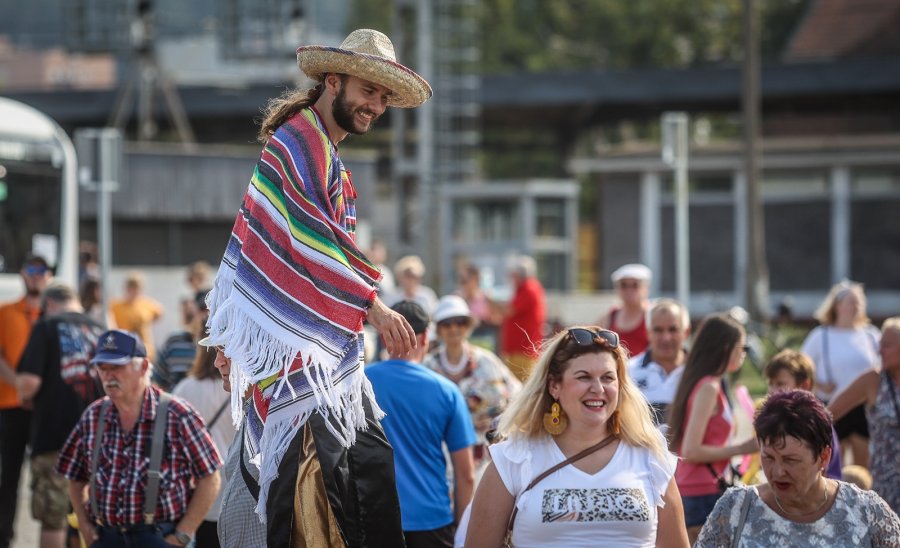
top-left (742, 0), bottom-right (769, 321)
top-left (97, 130), bottom-right (118, 319)
top-left (662, 112), bottom-right (690, 307)
top-left (416, 0), bottom-right (436, 283)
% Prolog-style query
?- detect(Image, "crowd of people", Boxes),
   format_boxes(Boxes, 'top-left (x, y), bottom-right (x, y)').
top-left (0, 26), bottom-right (898, 548)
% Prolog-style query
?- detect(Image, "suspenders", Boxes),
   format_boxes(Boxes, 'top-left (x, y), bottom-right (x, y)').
top-left (89, 392), bottom-right (172, 525)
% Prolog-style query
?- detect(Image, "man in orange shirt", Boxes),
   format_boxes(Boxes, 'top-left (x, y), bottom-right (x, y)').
top-left (0, 254), bottom-right (51, 548)
top-left (109, 271), bottom-right (163, 362)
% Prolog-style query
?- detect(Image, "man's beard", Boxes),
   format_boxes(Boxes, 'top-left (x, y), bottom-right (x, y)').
top-left (332, 87), bottom-right (378, 135)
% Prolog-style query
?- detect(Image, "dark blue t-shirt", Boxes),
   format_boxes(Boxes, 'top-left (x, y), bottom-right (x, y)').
top-left (366, 359), bottom-right (477, 531)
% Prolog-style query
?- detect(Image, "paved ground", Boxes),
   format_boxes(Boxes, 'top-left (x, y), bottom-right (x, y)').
top-left (11, 463), bottom-right (39, 548)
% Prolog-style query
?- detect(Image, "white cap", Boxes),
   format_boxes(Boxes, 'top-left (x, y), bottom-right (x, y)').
top-left (611, 263), bottom-right (652, 283)
top-left (433, 295), bottom-right (473, 323)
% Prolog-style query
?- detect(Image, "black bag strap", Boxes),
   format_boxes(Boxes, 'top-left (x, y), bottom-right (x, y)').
top-left (90, 400), bottom-right (112, 522)
top-left (506, 435), bottom-right (617, 534)
top-left (144, 392), bottom-right (171, 524)
top-left (640, 349), bottom-right (653, 369)
top-left (206, 399), bottom-right (230, 430)
top-left (239, 437), bottom-right (260, 502)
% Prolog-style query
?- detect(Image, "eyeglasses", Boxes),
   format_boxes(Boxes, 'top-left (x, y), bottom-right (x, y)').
top-left (568, 327), bottom-right (619, 349)
top-left (742, 345), bottom-right (751, 354)
top-left (24, 265), bottom-right (48, 276)
top-left (438, 317), bottom-right (469, 329)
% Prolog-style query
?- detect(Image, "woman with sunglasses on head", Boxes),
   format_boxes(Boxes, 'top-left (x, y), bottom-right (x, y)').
top-left (465, 326), bottom-right (689, 547)
top-left (666, 314), bottom-right (758, 543)
top-left (423, 295), bottom-right (521, 467)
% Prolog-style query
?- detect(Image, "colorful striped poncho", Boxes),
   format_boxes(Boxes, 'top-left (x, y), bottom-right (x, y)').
top-left (205, 106), bottom-right (382, 521)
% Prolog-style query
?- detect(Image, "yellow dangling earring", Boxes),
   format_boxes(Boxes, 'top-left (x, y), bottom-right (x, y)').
top-left (542, 401), bottom-right (568, 436)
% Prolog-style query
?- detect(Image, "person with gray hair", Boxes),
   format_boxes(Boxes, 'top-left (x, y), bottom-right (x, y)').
top-left (628, 298), bottom-right (691, 426)
top-left (496, 255), bottom-right (546, 382)
top-left (15, 282), bottom-right (105, 548)
top-left (55, 329), bottom-right (222, 548)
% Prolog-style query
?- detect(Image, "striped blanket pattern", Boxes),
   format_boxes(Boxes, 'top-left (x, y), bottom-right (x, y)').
top-left (205, 107), bottom-right (381, 521)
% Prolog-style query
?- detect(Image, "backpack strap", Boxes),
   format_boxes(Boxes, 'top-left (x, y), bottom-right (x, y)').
top-left (206, 399), bottom-right (230, 430)
top-left (144, 392), bottom-right (171, 524)
top-left (90, 400), bottom-right (111, 523)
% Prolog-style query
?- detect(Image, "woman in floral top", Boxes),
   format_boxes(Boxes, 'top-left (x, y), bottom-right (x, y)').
top-left (696, 390), bottom-right (900, 547)
top-left (423, 295), bottom-right (521, 463)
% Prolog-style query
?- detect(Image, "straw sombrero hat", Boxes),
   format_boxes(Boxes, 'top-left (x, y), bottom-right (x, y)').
top-left (296, 29), bottom-right (432, 109)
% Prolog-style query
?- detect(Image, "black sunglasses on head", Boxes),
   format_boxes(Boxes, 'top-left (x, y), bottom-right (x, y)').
top-left (567, 327), bottom-right (619, 349)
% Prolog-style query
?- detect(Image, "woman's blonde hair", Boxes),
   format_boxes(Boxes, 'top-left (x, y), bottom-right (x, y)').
top-left (497, 326), bottom-right (666, 457)
top-left (813, 281), bottom-right (869, 326)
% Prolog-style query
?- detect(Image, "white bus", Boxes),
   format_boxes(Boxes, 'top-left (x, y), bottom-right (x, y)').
top-left (0, 97), bottom-right (78, 301)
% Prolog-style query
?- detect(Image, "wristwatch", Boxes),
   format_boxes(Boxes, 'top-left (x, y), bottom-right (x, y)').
top-left (173, 529), bottom-right (193, 546)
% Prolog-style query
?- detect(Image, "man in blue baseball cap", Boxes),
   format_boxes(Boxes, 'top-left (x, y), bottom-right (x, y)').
top-left (56, 329), bottom-right (223, 548)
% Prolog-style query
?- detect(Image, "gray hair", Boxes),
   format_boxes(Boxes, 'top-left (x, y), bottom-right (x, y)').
top-left (648, 298), bottom-right (690, 330)
top-left (509, 255), bottom-right (537, 279)
top-left (42, 282), bottom-right (76, 306)
top-left (132, 357), bottom-right (153, 383)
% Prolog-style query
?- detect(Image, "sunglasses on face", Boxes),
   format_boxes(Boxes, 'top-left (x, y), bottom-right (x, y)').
top-left (567, 327), bottom-right (620, 349)
top-left (24, 265), bottom-right (48, 276)
top-left (438, 317), bottom-right (469, 329)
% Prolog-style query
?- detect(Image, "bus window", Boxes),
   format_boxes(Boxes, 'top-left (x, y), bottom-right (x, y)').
top-left (0, 160), bottom-right (63, 274)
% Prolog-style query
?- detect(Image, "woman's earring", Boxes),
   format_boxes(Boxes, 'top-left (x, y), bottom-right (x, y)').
top-left (543, 401), bottom-right (568, 436)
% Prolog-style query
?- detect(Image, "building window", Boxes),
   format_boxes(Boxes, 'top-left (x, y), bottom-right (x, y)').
top-left (452, 200), bottom-right (519, 243)
top-left (535, 198), bottom-right (566, 238)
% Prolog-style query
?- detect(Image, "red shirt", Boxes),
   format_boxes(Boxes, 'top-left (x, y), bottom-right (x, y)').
top-left (500, 278), bottom-right (546, 357)
top-left (609, 307), bottom-right (649, 357)
top-left (56, 386), bottom-right (222, 526)
top-left (674, 376), bottom-right (733, 496)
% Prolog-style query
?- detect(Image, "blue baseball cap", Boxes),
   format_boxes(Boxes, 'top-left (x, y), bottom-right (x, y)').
top-left (91, 330), bottom-right (148, 366)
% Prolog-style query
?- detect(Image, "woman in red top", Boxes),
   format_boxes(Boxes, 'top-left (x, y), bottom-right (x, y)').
top-left (600, 263), bottom-right (651, 356)
top-left (666, 314), bottom-right (758, 543)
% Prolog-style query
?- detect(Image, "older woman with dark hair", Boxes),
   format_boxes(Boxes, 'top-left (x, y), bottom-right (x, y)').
top-left (466, 326), bottom-right (689, 547)
top-left (696, 390), bottom-right (900, 547)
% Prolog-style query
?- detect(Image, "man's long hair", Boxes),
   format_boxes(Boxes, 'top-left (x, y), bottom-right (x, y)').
top-left (257, 83), bottom-right (325, 143)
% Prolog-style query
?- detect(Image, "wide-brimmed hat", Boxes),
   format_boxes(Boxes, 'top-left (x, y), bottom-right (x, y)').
top-left (296, 29), bottom-right (432, 109)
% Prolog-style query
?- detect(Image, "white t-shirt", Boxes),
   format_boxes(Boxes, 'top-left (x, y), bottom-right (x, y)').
top-left (490, 435), bottom-right (677, 547)
top-left (801, 325), bottom-right (880, 401)
top-left (627, 352), bottom-right (684, 405)
top-left (173, 376), bottom-right (235, 521)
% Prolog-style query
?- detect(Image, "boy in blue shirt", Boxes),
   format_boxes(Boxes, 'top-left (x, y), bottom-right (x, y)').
top-left (366, 301), bottom-right (476, 548)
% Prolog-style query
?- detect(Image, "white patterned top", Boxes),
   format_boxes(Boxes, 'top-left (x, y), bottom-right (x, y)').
top-left (696, 483), bottom-right (900, 547)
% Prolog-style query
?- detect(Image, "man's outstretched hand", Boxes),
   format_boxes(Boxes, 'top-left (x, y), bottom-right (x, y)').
top-left (367, 297), bottom-right (417, 357)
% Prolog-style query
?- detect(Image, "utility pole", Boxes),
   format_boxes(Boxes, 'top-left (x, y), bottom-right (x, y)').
top-left (742, 0), bottom-right (769, 322)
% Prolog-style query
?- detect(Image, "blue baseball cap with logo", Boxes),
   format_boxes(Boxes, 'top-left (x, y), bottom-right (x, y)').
top-left (91, 329), bottom-right (148, 366)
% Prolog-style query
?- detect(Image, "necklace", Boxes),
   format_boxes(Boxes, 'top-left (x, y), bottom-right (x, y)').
top-left (439, 346), bottom-right (469, 376)
top-left (772, 481), bottom-right (829, 517)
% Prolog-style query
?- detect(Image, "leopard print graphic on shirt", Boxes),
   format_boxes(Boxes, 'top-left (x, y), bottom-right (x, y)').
top-left (541, 487), bottom-right (651, 522)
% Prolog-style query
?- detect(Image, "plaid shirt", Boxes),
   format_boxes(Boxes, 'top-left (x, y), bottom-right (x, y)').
top-left (56, 385), bottom-right (222, 526)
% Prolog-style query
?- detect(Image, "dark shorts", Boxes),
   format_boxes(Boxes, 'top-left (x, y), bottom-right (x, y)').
top-left (834, 403), bottom-right (869, 439)
top-left (682, 493), bottom-right (722, 528)
top-left (93, 522), bottom-right (192, 548)
top-left (404, 523), bottom-right (456, 548)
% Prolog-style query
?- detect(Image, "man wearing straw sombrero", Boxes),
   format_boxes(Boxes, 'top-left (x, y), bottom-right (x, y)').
top-left (204, 28), bottom-right (431, 547)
